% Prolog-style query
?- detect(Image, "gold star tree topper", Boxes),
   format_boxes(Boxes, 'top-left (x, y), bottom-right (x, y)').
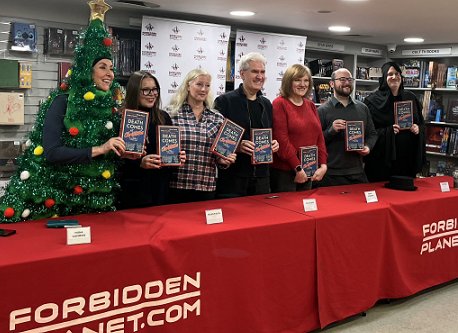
top-left (88, 0), bottom-right (112, 22)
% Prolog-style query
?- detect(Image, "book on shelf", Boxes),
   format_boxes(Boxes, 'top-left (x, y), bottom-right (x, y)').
top-left (308, 59), bottom-right (331, 77)
top-left (368, 67), bottom-right (382, 80)
top-left (446, 99), bottom-right (458, 123)
top-left (401, 60), bottom-right (423, 88)
top-left (425, 125), bottom-right (445, 153)
top-left (356, 67), bottom-right (369, 80)
top-left (10, 22), bottom-right (37, 52)
top-left (315, 83), bottom-right (332, 104)
top-left (446, 66), bottom-right (457, 88)
top-left (421, 90), bottom-right (432, 120)
top-left (44, 27), bottom-right (64, 55)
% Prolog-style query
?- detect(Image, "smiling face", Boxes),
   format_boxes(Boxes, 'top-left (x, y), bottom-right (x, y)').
top-left (138, 77), bottom-right (160, 109)
top-left (240, 60), bottom-right (266, 96)
top-left (92, 59), bottom-right (114, 92)
top-left (386, 66), bottom-right (402, 94)
top-left (331, 68), bottom-right (354, 98)
top-left (291, 74), bottom-right (310, 99)
top-left (187, 74), bottom-right (211, 105)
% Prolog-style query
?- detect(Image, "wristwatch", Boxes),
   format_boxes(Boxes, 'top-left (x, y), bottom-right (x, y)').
top-left (295, 165), bottom-right (302, 172)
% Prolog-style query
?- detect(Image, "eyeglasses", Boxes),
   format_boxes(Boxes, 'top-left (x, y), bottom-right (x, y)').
top-left (333, 77), bottom-right (355, 83)
top-left (141, 87), bottom-right (160, 96)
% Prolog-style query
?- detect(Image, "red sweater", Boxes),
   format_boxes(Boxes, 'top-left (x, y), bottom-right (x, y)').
top-left (272, 96), bottom-right (327, 171)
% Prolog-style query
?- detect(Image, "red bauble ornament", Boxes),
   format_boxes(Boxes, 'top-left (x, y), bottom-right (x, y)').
top-left (73, 185), bottom-right (83, 195)
top-left (103, 37), bottom-right (113, 46)
top-left (60, 82), bottom-right (68, 91)
top-left (4, 207), bottom-right (14, 218)
top-left (44, 198), bottom-right (56, 209)
top-left (69, 127), bottom-right (79, 136)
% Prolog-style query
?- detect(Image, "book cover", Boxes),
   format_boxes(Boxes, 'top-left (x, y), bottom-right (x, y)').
top-left (157, 125), bottom-right (181, 166)
top-left (18, 62), bottom-right (32, 89)
top-left (446, 66), bottom-right (457, 88)
top-left (425, 125), bottom-right (444, 153)
top-left (446, 99), bottom-right (458, 123)
top-left (300, 145), bottom-right (318, 177)
top-left (394, 100), bottom-right (413, 130)
top-left (63, 29), bottom-right (79, 56)
top-left (251, 128), bottom-right (273, 164)
top-left (345, 121), bottom-right (364, 151)
top-left (44, 27), bottom-right (64, 55)
top-left (0, 92), bottom-right (25, 125)
top-left (210, 118), bottom-right (245, 158)
top-left (119, 109), bottom-right (149, 157)
top-left (10, 22), bottom-right (37, 52)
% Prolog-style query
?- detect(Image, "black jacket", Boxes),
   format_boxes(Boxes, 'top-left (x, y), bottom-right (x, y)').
top-left (214, 83), bottom-right (273, 177)
top-left (118, 109), bottom-right (173, 208)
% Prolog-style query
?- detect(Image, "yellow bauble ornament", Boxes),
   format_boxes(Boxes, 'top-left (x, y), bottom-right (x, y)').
top-left (34, 146), bottom-right (44, 156)
top-left (102, 170), bottom-right (111, 179)
top-left (84, 91), bottom-right (96, 101)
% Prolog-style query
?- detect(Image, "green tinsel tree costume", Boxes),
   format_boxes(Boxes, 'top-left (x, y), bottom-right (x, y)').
top-left (0, 0), bottom-right (123, 223)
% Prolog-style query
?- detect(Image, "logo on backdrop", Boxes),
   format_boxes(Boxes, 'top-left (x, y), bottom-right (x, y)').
top-left (194, 29), bottom-right (206, 41)
top-left (277, 39), bottom-right (287, 51)
top-left (420, 217), bottom-right (458, 255)
top-left (170, 26), bottom-right (182, 40)
top-left (142, 23), bottom-right (156, 37)
top-left (9, 273), bottom-right (202, 333)
top-left (194, 47), bottom-right (206, 61)
top-left (142, 42), bottom-right (156, 56)
top-left (276, 55), bottom-right (287, 67)
top-left (169, 45), bottom-right (182, 58)
top-left (257, 37), bottom-right (268, 50)
top-left (168, 81), bottom-right (179, 94)
top-left (236, 35), bottom-right (247, 47)
top-left (169, 63), bottom-right (182, 77)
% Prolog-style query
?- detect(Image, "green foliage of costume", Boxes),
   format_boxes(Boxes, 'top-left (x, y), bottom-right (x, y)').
top-left (0, 13), bottom-right (122, 222)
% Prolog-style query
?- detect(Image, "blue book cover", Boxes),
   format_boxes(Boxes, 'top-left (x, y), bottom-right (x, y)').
top-left (394, 100), bottom-right (413, 130)
top-left (157, 125), bottom-right (181, 166)
top-left (251, 128), bottom-right (273, 164)
top-left (345, 121), bottom-right (364, 151)
top-left (120, 109), bottom-right (149, 156)
top-left (300, 146), bottom-right (318, 177)
top-left (211, 119), bottom-right (244, 158)
top-left (11, 22), bottom-right (37, 52)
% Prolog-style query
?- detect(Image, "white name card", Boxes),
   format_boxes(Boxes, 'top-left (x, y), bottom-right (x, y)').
top-left (364, 190), bottom-right (378, 203)
top-left (67, 226), bottom-right (91, 245)
top-left (205, 208), bottom-right (224, 224)
top-left (303, 198), bottom-right (318, 212)
top-left (440, 182), bottom-right (451, 192)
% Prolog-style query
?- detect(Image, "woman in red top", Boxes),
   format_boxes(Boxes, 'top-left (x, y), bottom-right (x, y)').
top-left (271, 64), bottom-right (327, 192)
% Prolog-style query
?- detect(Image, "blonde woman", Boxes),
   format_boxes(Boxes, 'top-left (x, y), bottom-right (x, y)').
top-left (167, 69), bottom-right (236, 203)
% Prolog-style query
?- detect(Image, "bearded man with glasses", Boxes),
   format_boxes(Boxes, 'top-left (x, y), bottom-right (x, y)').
top-left (317, 68), bottom-right (377, 186)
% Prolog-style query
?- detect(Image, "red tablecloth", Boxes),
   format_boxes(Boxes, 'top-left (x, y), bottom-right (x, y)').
top-left (0, 196), bottom-right (319, 333)
top-left (1, 176), bottom-right (457, 332)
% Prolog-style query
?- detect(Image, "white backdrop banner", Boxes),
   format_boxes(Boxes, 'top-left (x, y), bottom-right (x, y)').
top-left (141, 16), bottom-right (231, 105)
top-left (234, 30), bottom-right (307, 101)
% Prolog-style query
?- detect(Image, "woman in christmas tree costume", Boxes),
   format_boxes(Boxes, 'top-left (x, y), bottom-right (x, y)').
top-left (0, 0), bottom-right (125, 222)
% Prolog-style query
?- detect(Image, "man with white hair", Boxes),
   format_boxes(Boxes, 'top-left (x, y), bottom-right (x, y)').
top-left (214, 52), bottom-right (279, 198)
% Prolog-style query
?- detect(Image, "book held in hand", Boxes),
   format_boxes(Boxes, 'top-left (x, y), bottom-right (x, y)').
top-left (345, 121), bottom-right (364, 151)
top-left (300, 146), bottom-right (318, 177)
top-left (394, 100), bottom-right (413, 130)
top-left (251, 128), bottom-right (273, 164)
top-left (157, 125), bottom-right (181, 166)
top-left (120, 109), bottom-right (149, 157)
top-left (211, 119), bottom-right (244, 158)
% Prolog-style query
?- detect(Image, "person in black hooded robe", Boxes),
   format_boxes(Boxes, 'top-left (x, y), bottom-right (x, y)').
top-left (363, 61), bottom-right (426, 182)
